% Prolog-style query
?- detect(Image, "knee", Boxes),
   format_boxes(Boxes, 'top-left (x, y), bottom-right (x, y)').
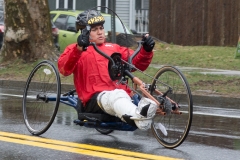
top-left (108, 89), bottom-right (131, 105)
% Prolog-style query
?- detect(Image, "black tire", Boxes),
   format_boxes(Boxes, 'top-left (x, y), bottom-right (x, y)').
top-left (95, 128), bottom-right (114, 135)
top-left (150, 66), bottom-right (193, 149)
top-left (22, 60), bottom-right (61, 135)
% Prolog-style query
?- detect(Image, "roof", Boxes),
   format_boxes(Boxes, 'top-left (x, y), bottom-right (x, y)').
top-left (50, 9), bottom-right (112, 17)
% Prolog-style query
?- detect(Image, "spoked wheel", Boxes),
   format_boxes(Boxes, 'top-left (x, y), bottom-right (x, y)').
top-left (150, 66), bottom-right (193, 149)
top-left (22, 60), bottom-right (61, 135)
top-left (95, 128), bottom-right (114, 135)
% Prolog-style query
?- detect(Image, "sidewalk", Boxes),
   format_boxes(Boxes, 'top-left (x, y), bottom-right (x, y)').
top-left (0, 60), bottom-right (239, 108)
top-left (0, 77), bottom-right (239, 108)
top-left (150, 64), bottom-right (240, 76)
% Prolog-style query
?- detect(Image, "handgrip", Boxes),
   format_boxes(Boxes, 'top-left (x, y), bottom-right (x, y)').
top-left (81, 26), bottom-right (91, 51)
top-left (128, 41), bottom-right (143, 64)
top-left (90, 42), bottom-right (116, 66)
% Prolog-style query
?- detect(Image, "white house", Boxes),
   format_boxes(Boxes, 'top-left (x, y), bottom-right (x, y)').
top-left (48, 0), bottom-right (149, 34)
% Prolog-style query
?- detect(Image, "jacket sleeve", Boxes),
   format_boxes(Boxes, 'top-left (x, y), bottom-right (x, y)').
top-left (58, 43), bottom-right (82, 76)
top-left (118, 45), bottom-right (153, 71)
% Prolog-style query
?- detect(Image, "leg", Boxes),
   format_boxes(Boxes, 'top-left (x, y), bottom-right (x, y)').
top-left (97, 89), bottom-right (157, 130)
top-left (132, 93), bottom-right (141, 105)
top-left (83, 93), bottom-right (105, 113)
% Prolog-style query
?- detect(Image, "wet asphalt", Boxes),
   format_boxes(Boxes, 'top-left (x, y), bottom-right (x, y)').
top-left (0, 86), bottom-right (240, 160)
top-left (0, 66), bottom-right (240, 159)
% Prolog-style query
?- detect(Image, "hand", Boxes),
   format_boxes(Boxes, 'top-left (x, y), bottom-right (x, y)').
top-left (77, 27), bottom-right (90, 50)
top-left (142, 34), bottom-right (155, 52)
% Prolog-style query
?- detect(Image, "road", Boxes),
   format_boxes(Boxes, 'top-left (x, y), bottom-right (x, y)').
top-left (0, 87), bottom-right (240, 160)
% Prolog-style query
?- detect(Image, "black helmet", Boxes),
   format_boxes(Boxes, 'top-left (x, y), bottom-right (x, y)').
top-left (76, 10), bottom-right (105, 31)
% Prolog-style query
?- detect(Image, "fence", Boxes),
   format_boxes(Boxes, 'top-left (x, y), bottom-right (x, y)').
top-left (149, 0), bottom-right (240, 46)
top-left (135, 9), bottom-right (149, 34)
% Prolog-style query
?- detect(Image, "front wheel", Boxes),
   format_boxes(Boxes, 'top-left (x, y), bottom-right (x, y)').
top-left (150, 66), bottom-right (193, 149)
top-left (22, 60), bottom-right (61, 135)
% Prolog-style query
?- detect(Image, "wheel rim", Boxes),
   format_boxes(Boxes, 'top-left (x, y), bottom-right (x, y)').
top-left (151, 66), bottom-right (192, 148)
top-left (23, 61), bottom-right (60, 135)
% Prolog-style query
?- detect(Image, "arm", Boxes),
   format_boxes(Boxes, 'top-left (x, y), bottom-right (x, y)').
top-left (133, 34), bottom-right (155, 71)
top-left (132, 47), bottom-right (153, 71)
top-left (58, 27), bottom-right (90, 76)
top-left (119, 34), bottom-right (155, 71)
top-left (58, 44), bottom-right (82, 76)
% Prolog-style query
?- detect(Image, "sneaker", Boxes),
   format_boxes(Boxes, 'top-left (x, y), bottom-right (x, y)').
top-left (130, 97), bottom-right (157, 120)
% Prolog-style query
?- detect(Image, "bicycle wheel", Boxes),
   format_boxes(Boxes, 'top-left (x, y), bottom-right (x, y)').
top-left (150, 66), bottom-right (193, 148)
top-left (22, 60), bottom-right (61, 135)
top-left (95, 128), bottom-right (114, 135)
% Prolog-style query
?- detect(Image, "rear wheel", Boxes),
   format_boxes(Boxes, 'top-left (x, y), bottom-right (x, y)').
top-left (150, 66), bottom-right (193, 148)
top-left (22, 60), bottom-right (61, 135)
top-left (95, 128), bottom-right (114, 135)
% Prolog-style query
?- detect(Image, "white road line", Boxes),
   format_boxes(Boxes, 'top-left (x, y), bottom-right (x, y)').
top-left (0, 93), bottom-right (23, 98)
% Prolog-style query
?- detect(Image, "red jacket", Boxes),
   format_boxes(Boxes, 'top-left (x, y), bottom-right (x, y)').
top-left (58, 43), bottom-right (153, 106)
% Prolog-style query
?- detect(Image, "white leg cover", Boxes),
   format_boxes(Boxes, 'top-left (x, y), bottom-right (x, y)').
top-left (134, 97), bottom-right (158, 130)
top-left (97, 89), bottom-right (157, 130)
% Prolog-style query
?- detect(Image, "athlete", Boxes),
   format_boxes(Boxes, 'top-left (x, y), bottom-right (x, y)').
top-left (58, 9), bottom-right (157, 130)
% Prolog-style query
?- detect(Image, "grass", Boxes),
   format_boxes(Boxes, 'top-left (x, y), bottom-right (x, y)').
top-left (0, 58), bottom-right (74, 84)
top-left (152, 43), bottom-right (239, 70)
top-left (132, 41), bottom-right (240, 97)
top-left (0, 40), bottom-right (239, 97)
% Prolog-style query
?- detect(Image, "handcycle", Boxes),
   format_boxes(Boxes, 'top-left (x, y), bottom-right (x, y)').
top-left (22, 40), bottom-right (193, 149)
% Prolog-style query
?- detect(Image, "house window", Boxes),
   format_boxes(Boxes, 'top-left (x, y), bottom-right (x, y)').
top-left (68, 0), bottom-right (73, 9)
top-left (135, 0), bottom-right (149, 33)
top-left (59, 0), bottom-right (64, 9)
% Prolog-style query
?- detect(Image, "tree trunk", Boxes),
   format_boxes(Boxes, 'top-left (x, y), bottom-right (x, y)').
top-left (1, 0), bottom-right (58, 62)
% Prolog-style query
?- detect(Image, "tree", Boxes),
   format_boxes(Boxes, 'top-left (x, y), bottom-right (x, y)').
top-left (1, 0), bottom-right (58, 62)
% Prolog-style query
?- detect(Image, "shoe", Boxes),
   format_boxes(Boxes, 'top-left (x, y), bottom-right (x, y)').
top-left (130, 97), bottom-right (157, 120)
top-left (139, 103), bottom-right (150, 117)
top-left (138, 97), bottom-right (157, 118)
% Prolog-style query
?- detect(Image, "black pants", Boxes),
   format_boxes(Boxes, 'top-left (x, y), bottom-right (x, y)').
top-left (82, 93), bottom-right (105, 114)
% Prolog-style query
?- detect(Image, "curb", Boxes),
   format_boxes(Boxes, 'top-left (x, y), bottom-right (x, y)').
top-left (1, 80), bottom-right (239, 108)
top-left (192, 94), bottom-right (240, 108)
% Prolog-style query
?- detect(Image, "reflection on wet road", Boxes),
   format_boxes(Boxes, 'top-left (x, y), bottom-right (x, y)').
top-left (0, 87), bottom-right (240, 160)
top-left (189, 104), bottom-right (240, 150)
top-left (194, 105), bottom-right (240, 118)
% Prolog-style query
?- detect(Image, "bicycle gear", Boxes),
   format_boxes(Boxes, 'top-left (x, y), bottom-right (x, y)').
top-left (108, 53), bottom-right (123, 81)
top-left (156, 96), bottom-right (172, 114)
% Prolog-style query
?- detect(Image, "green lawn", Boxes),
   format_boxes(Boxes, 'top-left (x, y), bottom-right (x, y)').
top-left (0, 40), bottom-right (239, 97)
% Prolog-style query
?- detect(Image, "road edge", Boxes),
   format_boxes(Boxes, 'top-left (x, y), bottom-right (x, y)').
top-left (1, 79), bottom-right (239, 108)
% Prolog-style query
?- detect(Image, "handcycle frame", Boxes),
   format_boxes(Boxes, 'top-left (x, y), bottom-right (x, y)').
top-left (22, 41), bottom-right (193, 149)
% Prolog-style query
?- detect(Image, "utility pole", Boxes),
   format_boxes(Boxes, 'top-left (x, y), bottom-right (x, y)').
top-left (110, 0), bottom-right (116, 43)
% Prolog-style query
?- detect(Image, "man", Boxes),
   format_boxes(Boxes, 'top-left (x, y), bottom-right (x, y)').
top-left (58, 10), bottom-right (157, 130)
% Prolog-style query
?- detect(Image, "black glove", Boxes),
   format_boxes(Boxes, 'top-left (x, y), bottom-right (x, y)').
top-left (142, 34), bottom-right (155, 52)
top-left (77, 26), bottom-right (90, 50)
